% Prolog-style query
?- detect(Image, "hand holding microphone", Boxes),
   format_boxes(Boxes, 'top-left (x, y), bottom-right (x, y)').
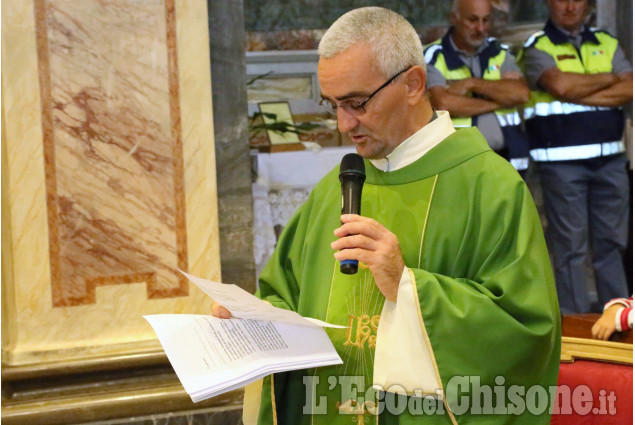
top-left (338, 153), bottom-right (366, 274)
top-left (333, 153), bottom-right (405, 301)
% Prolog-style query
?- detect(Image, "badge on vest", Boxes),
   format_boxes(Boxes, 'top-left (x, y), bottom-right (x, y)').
top-left (488, 64), bottom-right (500, 72)
top-left (591, 50), bottom-right (605, 56)
top-left (557, 54), bottom-right (577, 61)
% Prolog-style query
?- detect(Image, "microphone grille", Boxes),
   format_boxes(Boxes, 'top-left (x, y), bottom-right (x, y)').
top-left (340, 153), bottom-right (365, 176)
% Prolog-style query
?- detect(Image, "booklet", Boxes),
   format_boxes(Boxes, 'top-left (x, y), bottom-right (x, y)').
top-left (144, 271), bottom-right (343, 403)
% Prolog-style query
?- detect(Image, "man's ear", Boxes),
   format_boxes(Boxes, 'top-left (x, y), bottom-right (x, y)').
top-left (449, 10), bottom-right (458, 27)
top-left (405, 66), bottom-right (427, 105)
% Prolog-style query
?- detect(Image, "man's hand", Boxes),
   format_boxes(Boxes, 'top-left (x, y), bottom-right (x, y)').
top-left (211, 302), bottom-right (232, 319)
top-left (447, 78), bottom-right (474, 96)
top-left (591, 304), bottom-right (621, 340)
top-left (331, 214), bottom-right (405, 302)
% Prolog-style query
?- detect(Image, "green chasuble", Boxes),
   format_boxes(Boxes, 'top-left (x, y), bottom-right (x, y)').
top-left (253, 128), bottom-right (561, 424)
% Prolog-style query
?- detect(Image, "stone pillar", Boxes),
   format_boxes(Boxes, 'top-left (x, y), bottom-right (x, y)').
top-left (208, 0), bottom-right (256, 292)
top-left (615, 0), bottom-right (633, 62)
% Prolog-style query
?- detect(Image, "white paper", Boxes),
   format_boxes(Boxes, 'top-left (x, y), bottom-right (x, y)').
top-left (145, 314), bottom-right (342, 402)
top-left (179, 270), bottom-right (344, 329)
top-left (145, 271), bottom-right (345, 403)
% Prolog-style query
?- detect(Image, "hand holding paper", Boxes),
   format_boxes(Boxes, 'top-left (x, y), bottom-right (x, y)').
top-left (144, 271), bottom-right (344, 403)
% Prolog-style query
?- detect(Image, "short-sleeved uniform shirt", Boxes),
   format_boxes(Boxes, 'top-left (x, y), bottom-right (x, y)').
top-left (522, 23), bottom-right (632, 90)
top-left (426, 35), bottom-right (521, 151)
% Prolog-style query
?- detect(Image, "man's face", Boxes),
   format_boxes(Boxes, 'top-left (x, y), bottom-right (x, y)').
top-left (451, 0), bottom-right (491, 52)
top-left (548, 0), bottom-right (589, 32)
top-left (317, 43), bottom-right (410, 159)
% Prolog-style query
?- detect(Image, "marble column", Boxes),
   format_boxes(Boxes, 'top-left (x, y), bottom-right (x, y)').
top-left (208, 0), bottom-right (256, 292)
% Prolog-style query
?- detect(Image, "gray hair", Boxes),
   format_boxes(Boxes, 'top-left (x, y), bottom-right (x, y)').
top-left (451, 0), bottom-right (490, 17)
top-left (318, 7), bottom-right (425, 78)
top-left (451, 0), bottom-right (460, 14)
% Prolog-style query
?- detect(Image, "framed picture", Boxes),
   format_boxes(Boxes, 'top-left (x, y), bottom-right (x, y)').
top-left (246, 50), bottom-right (321, 118)
top-left (258, 101), bottom-right (301, 145)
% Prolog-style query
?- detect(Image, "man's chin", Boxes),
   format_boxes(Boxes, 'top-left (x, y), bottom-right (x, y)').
top-left (355, 146), bottom-right (386, 160)
top-left (558, 19), bottom-right (583, 32)
top-left (353, 144), bottom-right (374, 159)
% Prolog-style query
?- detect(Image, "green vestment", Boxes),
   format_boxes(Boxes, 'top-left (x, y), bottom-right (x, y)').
top-left (253, 128), bottom-right (561, 424)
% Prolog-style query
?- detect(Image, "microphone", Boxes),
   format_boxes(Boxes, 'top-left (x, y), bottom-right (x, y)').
top-left (339, 153), bottom-right (366, 274)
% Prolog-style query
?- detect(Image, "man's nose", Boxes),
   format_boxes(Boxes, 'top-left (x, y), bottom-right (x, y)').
top-left (337, 108), bottom-right (359, 133)
top-left (476, 20), bottom-right (487, 33)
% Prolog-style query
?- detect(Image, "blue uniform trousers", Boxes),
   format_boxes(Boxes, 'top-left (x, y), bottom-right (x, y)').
top-left (538, 154), bottom-right (630, 314)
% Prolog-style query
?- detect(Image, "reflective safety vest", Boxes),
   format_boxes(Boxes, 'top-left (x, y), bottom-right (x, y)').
top-left (517, 20), bottom-right (625, 162)
top-left (424, 31), bottom-right (529, 171)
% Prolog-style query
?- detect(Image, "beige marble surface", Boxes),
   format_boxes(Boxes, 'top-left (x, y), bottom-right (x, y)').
top-left (2, 0), bottom-right (220, 365)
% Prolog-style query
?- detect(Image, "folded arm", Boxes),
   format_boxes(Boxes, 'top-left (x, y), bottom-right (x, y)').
top-left (537, 66), bottom-right (621, 102)
top-left (467, 72), bottom-right (530, 106)
top-left (578, 72), bottom-right (633, 107)
top-left (429, 73), bottom-right (528, 118)
top-left (429, 85), bottom-right (502, 118)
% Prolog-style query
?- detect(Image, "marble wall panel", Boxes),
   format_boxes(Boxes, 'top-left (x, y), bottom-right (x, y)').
top-left (36, 0), bottom-right (188, 307)
top-left (2, 0), bottom-right (220, 365)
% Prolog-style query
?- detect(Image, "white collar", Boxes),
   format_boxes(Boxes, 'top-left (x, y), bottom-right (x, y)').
top-left (369, 110), bottom-right (455, 172)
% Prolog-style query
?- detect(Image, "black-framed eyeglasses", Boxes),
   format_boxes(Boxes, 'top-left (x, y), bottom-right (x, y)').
top-left (319, 66), bottom-right (413, 117)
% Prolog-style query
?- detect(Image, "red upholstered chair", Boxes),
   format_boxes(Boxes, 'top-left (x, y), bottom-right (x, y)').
top-left (551, 360), bottom-right (632, 425)
top-left (553, 315), bottom-right (633, 425)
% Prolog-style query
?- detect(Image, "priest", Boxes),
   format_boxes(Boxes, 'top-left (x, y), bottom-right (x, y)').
top-left (214, 7), bottom-right (560, 424)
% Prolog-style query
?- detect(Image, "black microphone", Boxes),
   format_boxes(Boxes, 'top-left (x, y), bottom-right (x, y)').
top-left (339, 153), bottom-right (366, 274)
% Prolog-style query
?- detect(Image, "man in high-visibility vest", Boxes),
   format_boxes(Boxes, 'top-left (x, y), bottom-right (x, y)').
top-left (424, 0), bottom-right (530, 175)
top-left (518, 0), bottom-right (632, 314)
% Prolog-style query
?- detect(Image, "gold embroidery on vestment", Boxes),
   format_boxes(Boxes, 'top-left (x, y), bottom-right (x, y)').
top-left (344, 314), bottom-right (380, 349)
